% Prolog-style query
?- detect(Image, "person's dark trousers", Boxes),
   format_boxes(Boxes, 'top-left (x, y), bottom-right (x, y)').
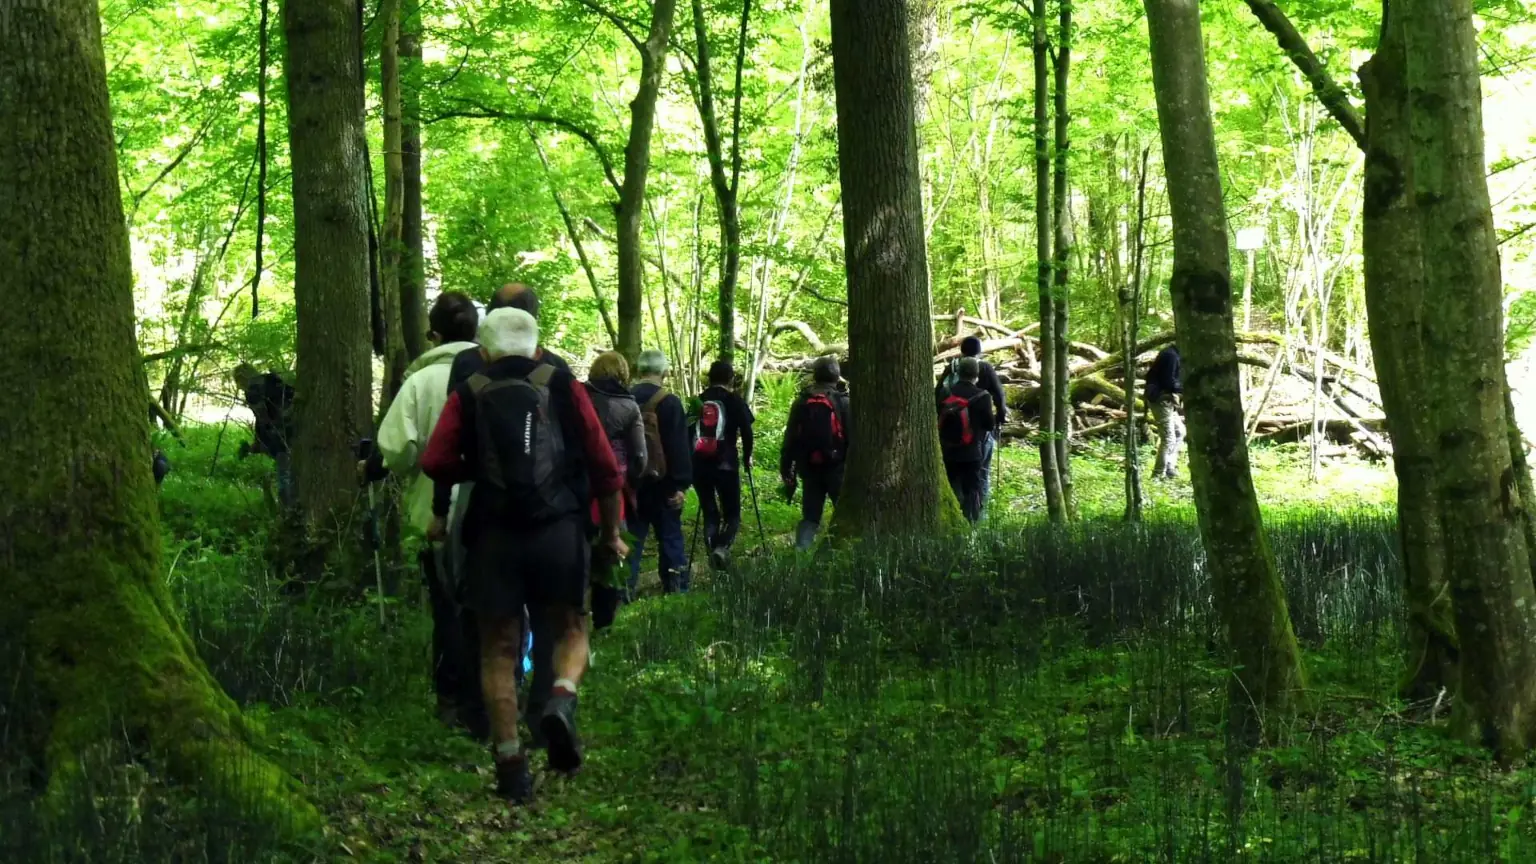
top-left (945, 459), bottom-right (985, 523)
top-left (693, 458), bottom-right (742, 552)
top-left (627, 487), bottom-right (690, 594)
top-left (977, 433), bottom-right (997, 517)
top-left (421, 548), bottom-right (486, 735)
top-left (522, 608), bottom-right (555, 731)
top-left (796, 463), bottom-right (844, 550)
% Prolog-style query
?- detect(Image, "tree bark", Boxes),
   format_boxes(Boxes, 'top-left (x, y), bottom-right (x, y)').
top-left (616, 0), bottom-right (681, 363)
top-left (1358, 9), bottom-right (1459, 702)
top-left (1144, 0), bottom-right (1306, 731)
top-left (399, 0), bottom-right (427, 361)
top-left (1401, 0), bottom-right (1536, 758)
top-left (1052, 0), bottom-right (1076, 518)
top-left (827, 0), bottom-right (962, 539)
top-left (1122, 144), bottom-right (1152, 522)
top-left (688, 0), bottom-right (747, 365)
top-left (380, 0), bottom-right (408, 403)
top-left (1033, 0), bottom-right (1066, 521)
top-left (253, 0), bottom-right (270, 318)
top-left (0, 0), bottom-right (313, 823)
top-left (284, 0), bottom-right (375, 542)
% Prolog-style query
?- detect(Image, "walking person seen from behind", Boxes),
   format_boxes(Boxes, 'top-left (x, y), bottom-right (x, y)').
top-left (421, 308), bottom-right (628, 804)
top-left (585, 351), bottom-right (647, 628)
top-left (627, 350), bottom-right (693, 595)
top-left (938, 357), bottom-right (996, 523)
top-left (936, 336), bottom-right (1007, 516)
top-left (780, 356), bottom-right (851, 550)
top-left (232, 363), bottom-right (296, 510)
top-left (692, 359), bottom-right (755, 570)
top-left (1145, 344), bottom-right (1184, 480)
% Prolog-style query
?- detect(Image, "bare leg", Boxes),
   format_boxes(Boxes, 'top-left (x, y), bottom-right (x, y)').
top-left (548, 604), bottom-right (589, 687)
top-left (478, 611), bottom-right (523, 755)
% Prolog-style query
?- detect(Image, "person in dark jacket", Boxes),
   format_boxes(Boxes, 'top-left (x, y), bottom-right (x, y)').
top-left (152, 449), bottom-right (171, 488)
top-left (232, 364), bottom-right (296, 509)
top-left (628, 349), bottom-right (694, 594)
top-left (1144, 344), bottom-right (1184, 479)
top-left (937, 336), bottom-right (1008, 514)
top-left (585, 351), bottom-right (646, 628)
top-left (938, 358), bottom-right (996, 523)
top-left (692, 359), bottom-right (755, 570)
top-left (422, 308), bottom-right (627, 804)
top-left (781, 356), bottom-right (851, 550)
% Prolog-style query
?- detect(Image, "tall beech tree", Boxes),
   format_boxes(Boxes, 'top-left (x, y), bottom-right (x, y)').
top-left (827, 0), bottom-right (961, 538)
top-left (1400, 0), bottom-right (1536, 757)
top-left (399, 0), bottom-right (427, 362)
top-left (283, 0), bottom-right (374, 542)
top-left (0, 0), bottom-right (311, 823)
top-left (1052, 0), bottom-right (1076, 516)
top-left (1033, 0), bottom-right (1066, 521)
top-left (1143, 0), bottom-right (1305, 729)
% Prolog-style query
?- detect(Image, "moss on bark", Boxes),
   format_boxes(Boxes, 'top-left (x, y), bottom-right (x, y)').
top-left (0, 0), bottom-right (317, 832)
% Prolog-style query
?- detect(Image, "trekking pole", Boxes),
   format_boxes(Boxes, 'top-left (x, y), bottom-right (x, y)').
top-left (745, 467), bottom-right (768, 554)
top-left (688, 505), bottom-right (702, 572)
top-left (365, 483), bottom-right (386, 627)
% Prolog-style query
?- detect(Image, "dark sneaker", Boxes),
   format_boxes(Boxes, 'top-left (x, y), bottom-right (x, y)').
top-left (708, 547), bottom-right (729, 571)
top-left (494, 754), bottom-right (533, 804)
top-left (540, 693), bottom-right (583, 774)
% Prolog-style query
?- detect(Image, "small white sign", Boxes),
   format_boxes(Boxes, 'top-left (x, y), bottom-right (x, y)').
top-left (1236, 227), bottom-right (1266, 252)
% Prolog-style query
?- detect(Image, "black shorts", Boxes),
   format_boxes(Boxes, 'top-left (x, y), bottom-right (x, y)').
top-left (465, 517), bottom-right (590, 619)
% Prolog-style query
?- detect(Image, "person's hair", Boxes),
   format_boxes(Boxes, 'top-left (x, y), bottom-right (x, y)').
top-left (478, 308), bottom-right (539, 360)
top-left (960, 336), bottom-right (983, 357)
top-left (489, 283), bottom-right (539, 318)
top-left (636, 349), bottom-right (671, 377)
top-left (231, 363), bottom-right (257, 385)
top-left (958, 356), bottom-right (981, 382)
top-left (812, 355), bottom-right (840, 384)
top-left (429, 291), bottom-right (479, 343)
top-left (589, 351), bottom-right (630, 386)
top-left (707, 359), bottom-right (735, 386)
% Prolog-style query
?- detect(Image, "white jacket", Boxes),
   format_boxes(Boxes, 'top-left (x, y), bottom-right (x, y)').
top-left (377, 341), bottom-right (477, 532)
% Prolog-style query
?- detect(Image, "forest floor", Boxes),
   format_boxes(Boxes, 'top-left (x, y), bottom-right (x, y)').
top-left (66, 431), bottom-right (1536, 862)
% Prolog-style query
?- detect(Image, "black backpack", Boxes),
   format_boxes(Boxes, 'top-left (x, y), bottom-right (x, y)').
top-left (798, 390), bottom-right (846, 467)
top-left (939, 392), bottom-right (982, 452)
top-left (466, 365), bottom-right (579, 520)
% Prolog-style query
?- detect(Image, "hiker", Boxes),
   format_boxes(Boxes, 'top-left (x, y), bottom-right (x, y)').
top-left (692, 359), bottom-right (755, 570)
top-left (1145, 343), bottom-right (1184, 480)
top-left (627, 349), bottom-right (693, 595)
top-left (360, 291), bottom-right (483, 733)
top-left (421, 307), bottom-right (627, 803)
top-left (585, 351), bottom-right (647, 628)
top-left (938, 357), bottom-right (996, 523)
top-left (152, 448), bottom-right (170, 488)
top-left (781, 356), bottom-right (850, 550)
top-left (936, 336), bottom-right (1007, 515)
top-left (232, 363), bottom-right (296, 509)
top-left (434, 283), bottom-right (568, 735)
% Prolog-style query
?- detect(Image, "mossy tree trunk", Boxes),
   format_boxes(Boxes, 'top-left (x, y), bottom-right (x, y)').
top-left (0, 0), bottom-right (313, 825)
top-left (827, 0), bottom-right (962, 539)
top-left (1400, 0), bottom-right (1536, 759)
top-left (1052, 0), bottom-right (1076, 518)
top-left (1033, 0), bottom-right (1066, 522)
top-left (283, 0), bottom-right (375, 544)
top-left (1143, 0), bottom-right (1306, 731)
top-left (379, 0), bottom-right (408, 405)
top-left (616, 0), bottom-right (681, 363)
top-left (1358, 8), bottom-right (1459, 702)
top-left (399, 0), bottom-right (428, 363)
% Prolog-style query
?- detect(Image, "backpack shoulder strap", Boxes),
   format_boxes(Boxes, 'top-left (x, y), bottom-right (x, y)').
top-left (528, 363), bottom-right (558, 389)
top-left (644, 388), bottom-right (669, 413)
top-left (466, 373), bottom-right (492, 396)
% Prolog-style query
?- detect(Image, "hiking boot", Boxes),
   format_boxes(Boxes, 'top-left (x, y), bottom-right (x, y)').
top-left (795, 521), bottom-right (819, 551)
top-left (494, 753), bottom-right (533, 804)
top-left (708, 547), bottom-right (729, 571)
top-left (540, 693), bottom-right (583, 774)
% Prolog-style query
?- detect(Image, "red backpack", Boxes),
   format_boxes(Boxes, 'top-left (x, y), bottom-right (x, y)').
top-left (799, 391), bottom-right (846, 467)
top-left (694, 399), bottom-right (727, 458)
top-left (939, 393), bottom-right (980, 451)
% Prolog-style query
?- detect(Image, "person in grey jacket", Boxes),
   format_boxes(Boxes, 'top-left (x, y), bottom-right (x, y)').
top-left (586, 351), bottom-right (646, 628)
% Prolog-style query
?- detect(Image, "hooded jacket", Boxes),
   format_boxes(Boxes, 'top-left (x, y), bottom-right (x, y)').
top-left (377, 340), bottom-right (478, 531)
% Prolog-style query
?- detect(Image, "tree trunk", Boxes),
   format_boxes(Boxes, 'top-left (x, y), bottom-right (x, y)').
top-left (1401, 0), bottom-right (1536, 758)
top-left (380, 0), bottom-right (408, 403)
top-left (0, 0), bottom-right (313, 824)
top-left (1358, 11), bottom-right (1458, 702)
top-left (689, 0), bottom-right (746, 365)
top-left (1033, 0), bottom-right (1065, 521)
top-left (284, 0), bottom-right (375, 542)
top-left (1052, 0), bottom-right (1075, 518)
top-left (616, 0), bottom-right (681, 363)
top-left (827, 0), bottom-right (962, 539)
top-left (1122, 144), bottom-right (1152, 522)
top-left (399, 0), bottom-right (427, 361)
top-left (253, 0), bottom-right (270, 318)
top-left (1144, 0), bottom-right (1305, 731)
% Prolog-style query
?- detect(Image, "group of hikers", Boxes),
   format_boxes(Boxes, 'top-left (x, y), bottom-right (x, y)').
top-left (222, 283), bottom-right (1185, 804)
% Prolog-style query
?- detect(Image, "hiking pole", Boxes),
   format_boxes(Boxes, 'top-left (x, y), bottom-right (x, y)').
top-left (745, 467), bottom-right (768, 555)
top-left (356, 438), bottom-right (386, 627)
